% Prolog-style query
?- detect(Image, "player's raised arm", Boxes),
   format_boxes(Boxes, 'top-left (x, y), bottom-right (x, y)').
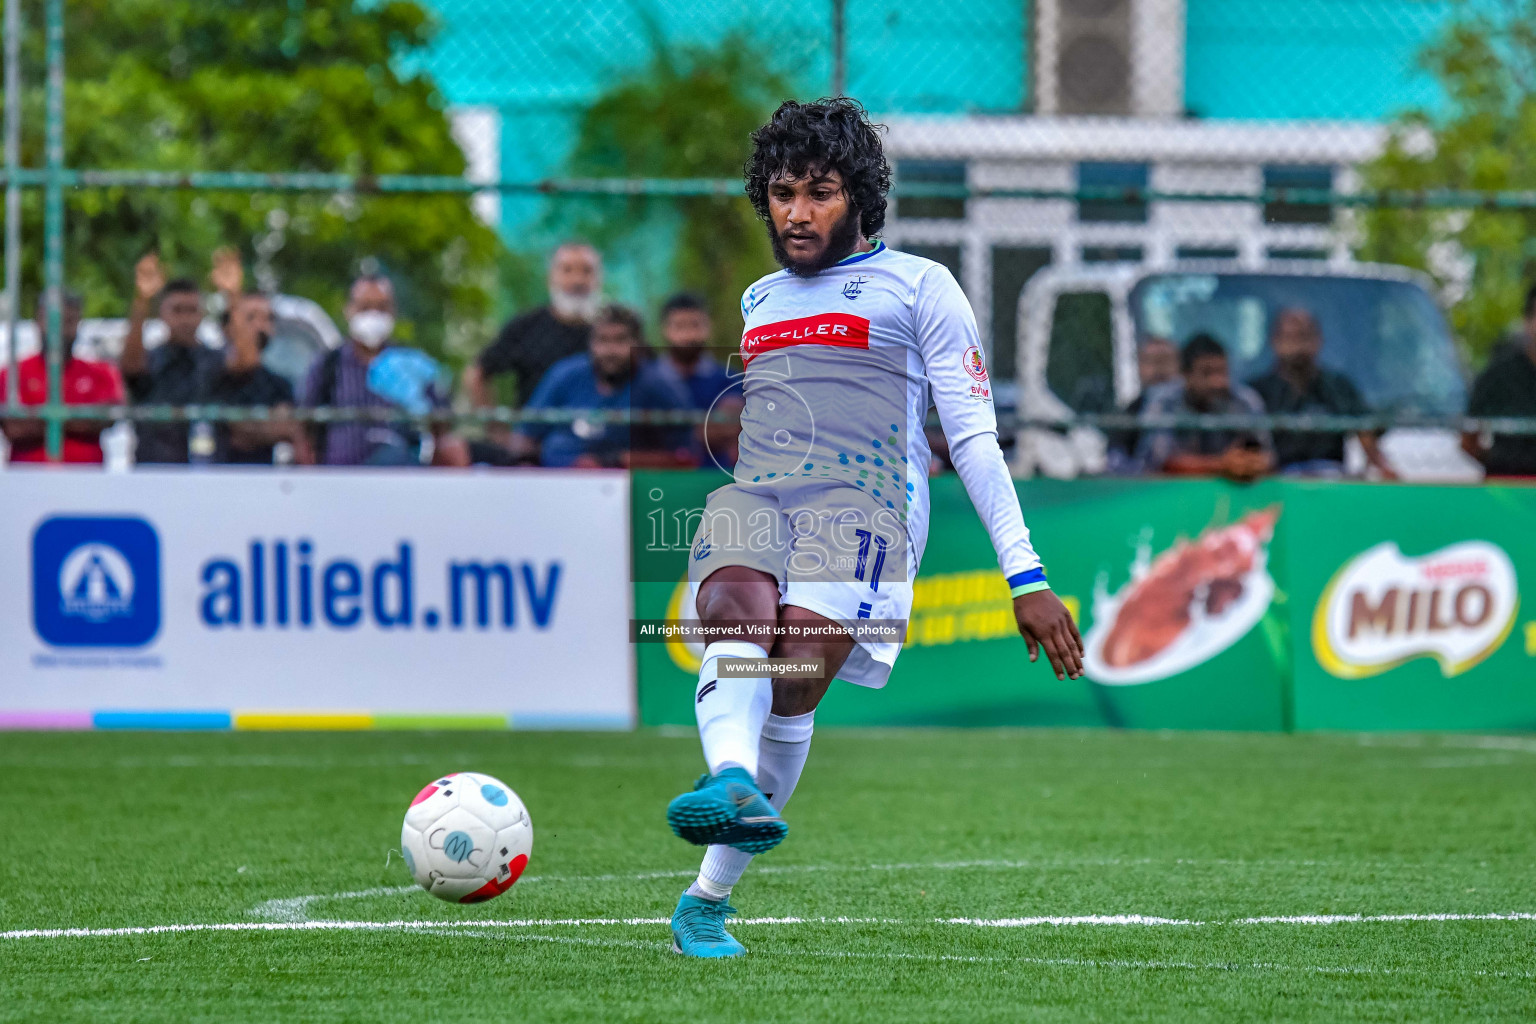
top-left (913, 265), bottom-right (1083, 680)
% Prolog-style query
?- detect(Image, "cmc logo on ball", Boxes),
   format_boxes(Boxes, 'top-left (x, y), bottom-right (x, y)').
top-left (31, 516), bottom-right (161, 648)
top-left (1311, 540), bottom-right (1518, 679)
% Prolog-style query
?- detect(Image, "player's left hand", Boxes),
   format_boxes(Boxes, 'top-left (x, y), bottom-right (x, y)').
top-left (1013, 590), bottom-right (1084, 681)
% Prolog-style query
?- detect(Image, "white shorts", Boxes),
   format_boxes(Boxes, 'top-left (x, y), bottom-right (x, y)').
top-left (686, 479), bottom-right (915, 688)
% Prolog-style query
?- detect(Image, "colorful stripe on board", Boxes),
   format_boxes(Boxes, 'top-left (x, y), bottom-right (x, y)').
top-left (0, 711), bottom-right (93, 730)
top-left (95, 711), bottom-right (232, 730)
top-left (0, 711), bottom-right (524, 731)
top-left (233, 711), bottom-right (375, 731)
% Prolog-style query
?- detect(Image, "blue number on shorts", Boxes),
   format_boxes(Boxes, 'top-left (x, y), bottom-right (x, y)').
top-left (853, 529), bottom-right (872, 581)
top-left (852, 530), bottom-right (887, 590)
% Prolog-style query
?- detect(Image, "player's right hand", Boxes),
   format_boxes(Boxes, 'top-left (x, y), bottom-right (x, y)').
top-left (1013, 589), bottom-right (1084, 681)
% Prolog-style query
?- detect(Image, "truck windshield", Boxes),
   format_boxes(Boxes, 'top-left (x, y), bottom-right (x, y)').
top-left (1129, 273), bottom-right (1466, 415)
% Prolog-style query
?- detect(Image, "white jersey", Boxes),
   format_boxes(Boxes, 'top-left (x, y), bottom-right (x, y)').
top-left (734, 242), bottom-right (1043, 584)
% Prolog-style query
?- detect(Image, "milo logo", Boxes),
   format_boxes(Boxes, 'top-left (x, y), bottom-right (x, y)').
top-left (1312, 541), bottom-right (1519, 679)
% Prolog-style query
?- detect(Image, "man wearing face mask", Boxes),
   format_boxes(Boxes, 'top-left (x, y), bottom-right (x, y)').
top-left (510, 303), bottom-right (689, 467)
top-left (651, 293), bottom-right (743, 468)
top-left (195, 292), bottom-right (311, 464)
top-left (119, 252), bottom-right (225, 463)
top-left (300, 273), bottom-right (468, 467)
top-left (464, 242), bottom-right (602, 414)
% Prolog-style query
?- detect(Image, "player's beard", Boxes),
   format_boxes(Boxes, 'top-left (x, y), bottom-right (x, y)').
top-left (769, 206), bottom-right (862, 277)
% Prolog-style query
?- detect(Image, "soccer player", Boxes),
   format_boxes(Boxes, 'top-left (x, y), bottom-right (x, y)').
top-left (666, 98), bottom-right (1084, 958)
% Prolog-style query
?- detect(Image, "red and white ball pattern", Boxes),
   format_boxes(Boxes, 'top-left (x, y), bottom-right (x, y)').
top-left (401, 771), bottom-right (533, 904)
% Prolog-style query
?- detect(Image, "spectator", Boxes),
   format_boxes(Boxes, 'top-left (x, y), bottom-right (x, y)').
top-left (650, 293), bottom-right (743, 467)
top-left (1106, 336), bottom-right (1179, 468)
top-left (119, 253), bottom-right (224, 463)
top-left (464, 242), bottom-right (602, 413)
top-left (196, 292), bottom-right (312, 464)
top-left (1137, 333), bottom-right (1273, 483)
top-left (1247, 308), bottom-right (1395, 479)
top-left (301, 273), bottom-right (469, 467)
top-left (1463, 283), bottom-right (1536, 477)
top-left (1, 293), bottom-right (123, 464)
top-left (511, 303), bottom-right (689, 468)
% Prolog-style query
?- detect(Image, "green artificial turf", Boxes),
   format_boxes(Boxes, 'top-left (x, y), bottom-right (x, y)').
top-left (2, 728), bottom-right (1534, 1022)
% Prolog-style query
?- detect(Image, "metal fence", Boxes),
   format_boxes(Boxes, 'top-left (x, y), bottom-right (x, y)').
top-left (4, 0), bottom-right (1536, 469)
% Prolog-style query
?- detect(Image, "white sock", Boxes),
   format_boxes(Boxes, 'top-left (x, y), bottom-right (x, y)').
top-left (695, 641), bottom-right (772, 777)
top-left (694, 710), bottom-right (816, 898)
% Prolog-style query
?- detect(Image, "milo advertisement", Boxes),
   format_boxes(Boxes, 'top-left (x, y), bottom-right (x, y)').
top-left (632, 471), bottom-right (1536, 731)
top-left (1288, 485), bottom-right (1536, 730)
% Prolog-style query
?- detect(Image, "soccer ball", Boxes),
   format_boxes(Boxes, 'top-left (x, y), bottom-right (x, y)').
top-left (400, 771), bottom-right (533, 904)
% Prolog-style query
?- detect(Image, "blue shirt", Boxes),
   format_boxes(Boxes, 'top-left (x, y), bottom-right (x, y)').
top-left (652, 354), bottom-right (743, 467)
top-left (651, 354), bottom-right (741, 411)
top-left (517, 353), bottom-right (690, 467)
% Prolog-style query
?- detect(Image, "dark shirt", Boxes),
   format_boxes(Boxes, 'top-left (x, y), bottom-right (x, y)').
top-left (299, 344), bottom-right (449, 466)
top-left (198, 363), bottom-right (294, 464)
top-left (516, 353), bottom-right (689, 467)
top-left (1467, 344), bottom-right (1536, 476)
top-left (476, 307), bottom-right (590, 406)
top-left (124, 342), bottom-right (224, 463)
top-left (1247, 367), bottom-right (1369, 467)
top-left (1136, 379), bottom-right (1273, 470)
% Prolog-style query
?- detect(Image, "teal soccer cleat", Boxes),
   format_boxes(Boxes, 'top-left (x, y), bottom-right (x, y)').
top-left (671, 892), bottom-right (746, 958)
top-left (666, 766), bottom-right (788, 854)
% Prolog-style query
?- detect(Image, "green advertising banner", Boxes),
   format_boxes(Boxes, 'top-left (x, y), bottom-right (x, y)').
top-left (1286, 483), bottom-right (1536, 730)
top-left (632, 471), bottom-right (1536, 731)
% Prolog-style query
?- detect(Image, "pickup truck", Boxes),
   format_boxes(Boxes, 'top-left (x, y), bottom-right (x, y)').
top-left (1008, 260), bottom-right (1479, 481)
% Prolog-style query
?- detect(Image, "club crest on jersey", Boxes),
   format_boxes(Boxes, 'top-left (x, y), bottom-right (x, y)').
top-left (963, 345), bottom-right (989, 382)
top-left (842, 276), bottom-right (868, 300)
top-left (963, 344), bottom-right (992, 401)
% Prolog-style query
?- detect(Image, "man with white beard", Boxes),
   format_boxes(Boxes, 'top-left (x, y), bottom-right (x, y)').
top-left (465, 242), bottom-right (604, 413)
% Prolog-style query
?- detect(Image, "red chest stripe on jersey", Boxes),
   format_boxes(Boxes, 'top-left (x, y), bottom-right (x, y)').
top-left (741, 312), bottom-right (870, 364)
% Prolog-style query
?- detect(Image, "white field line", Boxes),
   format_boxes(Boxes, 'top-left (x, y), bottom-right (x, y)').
top-left (1352, 734), bottom-right (1536, 755)
top-left (9, 911), bottom-right (1536, 942)
top-left (771, 948), bottom-right (1536, 980)
top-left (251, 885), bottom-right (417, 922)
top-left (948, 912), bottom-right (1536, 927)
top-left (248, 856), bottom-right (1427, 923)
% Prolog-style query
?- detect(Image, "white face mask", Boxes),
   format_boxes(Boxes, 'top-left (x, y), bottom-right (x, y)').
top-left (550, 287), bottom-right (601, 323)
top-left (348, 310), bottom-right (395, 349)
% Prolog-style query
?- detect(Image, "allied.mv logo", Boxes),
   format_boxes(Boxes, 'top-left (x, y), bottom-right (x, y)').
top-left (59, 544), bottom-right (136, 621)
top-left (32, 516), bottom-right (161, 647)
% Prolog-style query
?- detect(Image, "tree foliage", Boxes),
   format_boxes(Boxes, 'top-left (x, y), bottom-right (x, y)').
top-left (559, 31), bottom-right (796, 341)
top-left (1360, 0), bottom-right (1536, 361)
top-left (9, 0), bottom-right (499, 361)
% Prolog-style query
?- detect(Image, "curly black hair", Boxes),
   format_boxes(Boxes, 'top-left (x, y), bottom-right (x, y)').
top-left (744, 98), bottom-right (892, 238)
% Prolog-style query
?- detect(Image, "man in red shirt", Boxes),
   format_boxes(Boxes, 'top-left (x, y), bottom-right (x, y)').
top-left (1, 294), bottom-right (124, 463)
